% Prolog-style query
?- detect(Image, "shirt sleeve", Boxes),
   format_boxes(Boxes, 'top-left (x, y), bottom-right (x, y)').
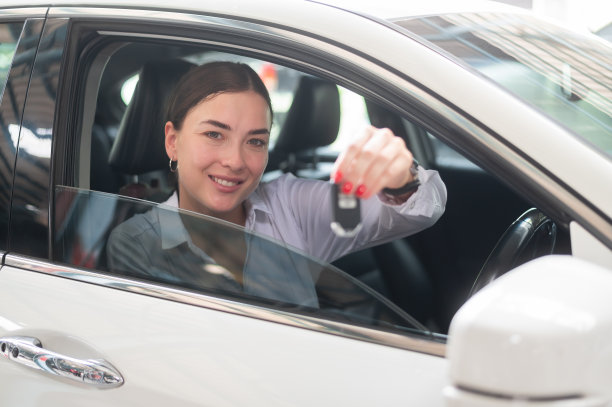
top-left (106, 221), bottom-right (155, 277)
top-left (281, 166), bottom-right (447, 262)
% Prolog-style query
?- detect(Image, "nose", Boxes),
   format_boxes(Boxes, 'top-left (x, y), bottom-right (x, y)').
top-left (219, 142), bottom-right (246, 172)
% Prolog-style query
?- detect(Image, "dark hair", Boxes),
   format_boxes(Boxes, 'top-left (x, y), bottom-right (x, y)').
top-left (166, 61), bottom-right (273, 130)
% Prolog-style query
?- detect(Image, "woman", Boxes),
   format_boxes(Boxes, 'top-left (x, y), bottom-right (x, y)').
top-left (107, 61), bottom-right (446, 306)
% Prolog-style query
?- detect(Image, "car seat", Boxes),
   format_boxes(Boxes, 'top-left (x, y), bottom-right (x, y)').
top-left (266, 75), bottom-right (340, 178)
top-left (108, 58), bottom-right (195, 201)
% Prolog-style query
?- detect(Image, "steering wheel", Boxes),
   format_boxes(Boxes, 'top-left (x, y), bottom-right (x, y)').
top-left (469, 208), bottom-right (557, 297)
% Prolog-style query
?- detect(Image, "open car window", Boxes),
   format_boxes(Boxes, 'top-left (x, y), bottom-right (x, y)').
top-left (53, 25), bottom-right (570, 340)
top-left (53, 185), bottom-right (429, 336)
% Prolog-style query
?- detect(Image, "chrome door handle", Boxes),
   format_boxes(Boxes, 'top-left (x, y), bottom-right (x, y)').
top-left (0, 336), bottom-right (124, 388)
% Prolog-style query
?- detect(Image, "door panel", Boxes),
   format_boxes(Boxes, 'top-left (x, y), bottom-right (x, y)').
top-left (0, 263), bottom-right (446, 406)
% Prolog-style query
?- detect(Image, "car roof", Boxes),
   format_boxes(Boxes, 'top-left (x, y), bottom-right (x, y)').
top-left (0, 0), bottom-right (525, 21)
top-left (310, 0), bottom-right (524, 20)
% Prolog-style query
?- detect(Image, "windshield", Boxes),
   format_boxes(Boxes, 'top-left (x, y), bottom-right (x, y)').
top-left (53, 186), bottom-right (427, 336)
top-left (394, 12), bottom-right (612, 160)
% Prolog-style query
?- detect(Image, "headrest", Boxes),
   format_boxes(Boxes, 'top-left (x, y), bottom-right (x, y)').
top-left (273, 76), bottom-right (340, 154)
top-left (109, 59), bottom-right (195, 174)
top-left (365, 100), bottom-right (407, 139)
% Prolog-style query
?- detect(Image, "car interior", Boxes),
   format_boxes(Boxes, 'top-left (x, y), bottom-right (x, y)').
top-left (55, 38), bottom-right (572, 335)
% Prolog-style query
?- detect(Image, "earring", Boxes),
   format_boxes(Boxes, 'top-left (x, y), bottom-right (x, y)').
top-left (169, 158), bottom-right (178, 173)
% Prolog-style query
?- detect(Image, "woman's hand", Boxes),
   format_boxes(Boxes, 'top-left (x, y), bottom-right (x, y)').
top-left (331, 126), bottom-right (416, 199)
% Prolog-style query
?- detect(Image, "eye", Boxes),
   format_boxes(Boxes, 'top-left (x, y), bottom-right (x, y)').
top-left (247, 138), bottom-right (268, 148)
top-left (204, 131), bottom-right (222, 139)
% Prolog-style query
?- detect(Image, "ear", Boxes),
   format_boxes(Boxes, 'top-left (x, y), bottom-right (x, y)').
top-left (165, 121), bottom-right (178, 160)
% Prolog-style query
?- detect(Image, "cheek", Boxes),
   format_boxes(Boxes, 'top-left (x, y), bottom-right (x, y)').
top-left (182, 143), bottom-right (214, 169)
top-left (246, 151), bottom-right (268, 175)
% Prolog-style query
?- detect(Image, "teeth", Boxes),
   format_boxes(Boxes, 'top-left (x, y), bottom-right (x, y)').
top-left (212, 176), bottom-right (238, 187)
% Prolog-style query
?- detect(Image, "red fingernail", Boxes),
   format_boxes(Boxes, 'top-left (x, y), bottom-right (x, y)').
top-left (342, 182), bottom-right (353, 194)
top-left (334, 170), bottom-right (343, 183)
top-left (356, 184), bottom-right (367, 198)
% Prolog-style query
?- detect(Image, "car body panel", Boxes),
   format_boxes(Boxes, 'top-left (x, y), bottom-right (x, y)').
top-left (0, 261), bottom-right (447, 406)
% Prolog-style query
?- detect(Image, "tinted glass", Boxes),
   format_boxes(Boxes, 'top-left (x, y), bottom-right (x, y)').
top-left (10, 19), bottom-right (67, 257)
top-left (53, 186), bottom-right (426, 335)
top-left (397, 13), bottom-right (612, 159)
top-left (0, 20), bottom-right (28, 251)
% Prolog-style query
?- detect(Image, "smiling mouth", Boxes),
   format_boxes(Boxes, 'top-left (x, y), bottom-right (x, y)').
top-left (210, 176), bottom-right (241, 187)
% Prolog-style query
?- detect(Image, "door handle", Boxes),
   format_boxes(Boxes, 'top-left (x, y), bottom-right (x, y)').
top-left (0, 336), bottom-right (124, 388)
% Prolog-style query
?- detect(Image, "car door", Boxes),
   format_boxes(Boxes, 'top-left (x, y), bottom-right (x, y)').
top-left (0, 6), bottom-right (447, 406)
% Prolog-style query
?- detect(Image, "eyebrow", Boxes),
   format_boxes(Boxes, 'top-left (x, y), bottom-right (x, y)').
top-left (202, 119), bottom-right (270, 136)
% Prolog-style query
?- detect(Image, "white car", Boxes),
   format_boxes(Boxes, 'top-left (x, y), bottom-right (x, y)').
top-left (0, 1), bottom-right (611, 406)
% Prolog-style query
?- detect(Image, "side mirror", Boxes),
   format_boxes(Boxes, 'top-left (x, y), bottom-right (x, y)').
top-left (444, 255), bottom-right (612, 407)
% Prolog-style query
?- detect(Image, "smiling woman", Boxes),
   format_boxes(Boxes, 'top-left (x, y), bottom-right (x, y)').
top-left (163, 62), bottom-right (273, 225)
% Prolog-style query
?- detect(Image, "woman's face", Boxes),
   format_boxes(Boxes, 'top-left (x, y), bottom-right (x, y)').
top-left (165, 91), bottom-right (271, 224)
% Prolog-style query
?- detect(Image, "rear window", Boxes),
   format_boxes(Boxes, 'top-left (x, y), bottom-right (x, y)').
top-left (396, 13), bottom-right (612, 160)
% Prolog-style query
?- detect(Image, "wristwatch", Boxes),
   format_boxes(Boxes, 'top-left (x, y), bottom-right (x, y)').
top-left (382, 159), bottom-right (420, 196)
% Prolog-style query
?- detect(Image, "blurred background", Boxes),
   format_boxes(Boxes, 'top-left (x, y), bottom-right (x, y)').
top-left (496, 0), bottom-right (612, 39)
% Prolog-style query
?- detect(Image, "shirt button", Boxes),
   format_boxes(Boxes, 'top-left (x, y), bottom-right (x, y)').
top-left (409, 201), bottom-right (415, 209)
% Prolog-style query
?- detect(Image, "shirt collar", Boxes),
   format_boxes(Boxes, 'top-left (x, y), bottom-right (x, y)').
top-left (245, 186), bottom-right (273, 215)
top-left (157, 189), bottom-right (271, 248)
top-left (156, 202), bottom-right (191, 250)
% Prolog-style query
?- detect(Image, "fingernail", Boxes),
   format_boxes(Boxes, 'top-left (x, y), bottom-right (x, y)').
top-left (356, 184), bottom-right (367, 198)
top-left (342, 182), bottom-right (353, 194)
top-left (334, 170), bottom-right (343, 183)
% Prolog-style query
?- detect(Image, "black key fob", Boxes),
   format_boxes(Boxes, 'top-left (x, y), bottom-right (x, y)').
top-left (330, 182), bottom-right (362, 237)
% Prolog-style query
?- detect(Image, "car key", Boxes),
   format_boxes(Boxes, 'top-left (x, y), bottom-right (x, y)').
top-left (330, 182), bottom-right (362, 237)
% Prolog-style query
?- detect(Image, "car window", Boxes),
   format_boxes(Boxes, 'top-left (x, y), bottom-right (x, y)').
top-left (53, 22), bottom-right (571, 339)
top-left (53, 185), bottom-right (427, 336)
top-left (51, 36), bottom-right (435, 337)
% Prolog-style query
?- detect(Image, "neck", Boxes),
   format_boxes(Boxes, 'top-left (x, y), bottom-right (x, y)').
top-left (177, 193), bottom-right (246, 227)
top-left (217, 205), bottom-right (247, 226)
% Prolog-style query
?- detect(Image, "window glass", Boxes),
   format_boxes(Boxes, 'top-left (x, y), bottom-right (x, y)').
top-left (397, 13), bottom-right (612, 159)
top-left (53, 186), bottom-right (427, 335)
top-left (0, 22), bottom-right (22, 100)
